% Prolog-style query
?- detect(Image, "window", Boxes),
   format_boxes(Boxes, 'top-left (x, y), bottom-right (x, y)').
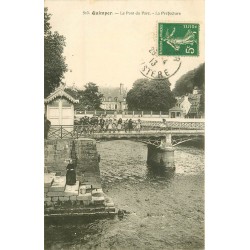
top-left (108, 97), bottom-right (112, 102)
top-left (114, 97), bottom-right (118, 102)
top-left (50, 99), bottom-right (60, 107)
top-left (102, 97), bottom-right (106, 102)
top-left (61, 99), bottom-right (71, 107)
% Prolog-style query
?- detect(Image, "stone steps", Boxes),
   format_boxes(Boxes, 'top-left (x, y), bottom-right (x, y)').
top-left (44, 173), bottom-right (115, 216)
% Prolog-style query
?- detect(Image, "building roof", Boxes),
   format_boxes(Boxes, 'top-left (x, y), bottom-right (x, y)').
top-left (188, 94), bottom-right (201, 102)
top-left (99, 86), bottom-right (127, 102)
top-left (64, 87), bottom-right (80, 100)
top-left (169, 106), bottom-right (183, 111)
top-left (44, 85), bottom-right (79, 104)
top-left (176, 97), bottom-right (184, 105)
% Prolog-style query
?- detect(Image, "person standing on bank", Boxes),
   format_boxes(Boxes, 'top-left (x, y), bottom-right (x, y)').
top-left (66, 159), bottom-right (76, 185)
top-left (44, 115), bottom-right (51, 139)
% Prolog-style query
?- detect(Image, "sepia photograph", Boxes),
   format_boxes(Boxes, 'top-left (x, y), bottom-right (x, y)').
top-left (44, 0), bottom-right (204, 249)
top-left (3, 0), bottom-right (250, 249)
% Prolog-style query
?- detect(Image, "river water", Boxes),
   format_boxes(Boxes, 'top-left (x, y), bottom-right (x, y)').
top-left (45, 140), bottom-right (204, 250)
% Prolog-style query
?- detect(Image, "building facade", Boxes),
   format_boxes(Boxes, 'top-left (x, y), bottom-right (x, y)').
top-left (170, 87), bottom-right (203, 118)
top-left (99, 83), bottom-right (128, 111)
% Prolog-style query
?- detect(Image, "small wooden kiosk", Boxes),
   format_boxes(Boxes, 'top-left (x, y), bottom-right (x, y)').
top-left (44, 85), bottom-right (79, 126)
top-left (169, 107), bottom-right (183, 118)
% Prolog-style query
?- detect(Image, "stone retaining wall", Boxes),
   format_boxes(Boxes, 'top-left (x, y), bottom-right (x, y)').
top-left (44, 139), bottom-right (115, 217)
top-left (44, 138), bottom-right (100, 181)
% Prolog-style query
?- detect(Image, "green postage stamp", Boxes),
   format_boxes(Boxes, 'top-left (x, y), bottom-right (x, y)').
top-left (158, 23), bottom-right (199, 56)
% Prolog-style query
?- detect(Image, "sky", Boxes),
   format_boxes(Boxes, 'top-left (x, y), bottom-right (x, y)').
top-left (45, 0), bottom-right (204, 90)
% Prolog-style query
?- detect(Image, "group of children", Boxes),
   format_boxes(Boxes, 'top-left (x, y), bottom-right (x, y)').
top-left (74, 116), bottom-right (142, 134)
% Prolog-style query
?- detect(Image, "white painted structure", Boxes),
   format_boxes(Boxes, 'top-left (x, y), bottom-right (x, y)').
top-left (44, 86), bottom-right (79, 126)
top-left (180, 96), bottom-right (191, 116)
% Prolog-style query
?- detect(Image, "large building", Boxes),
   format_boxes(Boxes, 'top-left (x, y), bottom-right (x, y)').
top-left (99, 83), bottom-right (128, 111)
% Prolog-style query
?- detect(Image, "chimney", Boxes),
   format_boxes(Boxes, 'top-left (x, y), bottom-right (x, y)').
top-left (120, 83), bottom-right (124, 95)
top-left (193, 86), bottom-right (199, 95)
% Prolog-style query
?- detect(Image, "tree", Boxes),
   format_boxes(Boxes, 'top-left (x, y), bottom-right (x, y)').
top-left (173, 63), bottom-right (205, 96)
top-left (67, 83), bottom-right (103, 110)
top-left (44, 8), bottom-right (68, 97)
top-left (126, 78), bottom-right (176, 111)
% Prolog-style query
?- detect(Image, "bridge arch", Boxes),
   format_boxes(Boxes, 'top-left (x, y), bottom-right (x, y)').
top-left (95, 135), bottom-right (203, 148)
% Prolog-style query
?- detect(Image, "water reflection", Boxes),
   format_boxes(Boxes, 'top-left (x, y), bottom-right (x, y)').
top-left (45, 217), bottom-right (116, 249)
top-left (146, 163), bottom-right (176, 182)
top-left (45, 214), bottom-right (114, 226)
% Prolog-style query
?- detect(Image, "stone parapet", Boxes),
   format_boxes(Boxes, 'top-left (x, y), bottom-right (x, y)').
top-left (47, 191), bottom-right (65, 197)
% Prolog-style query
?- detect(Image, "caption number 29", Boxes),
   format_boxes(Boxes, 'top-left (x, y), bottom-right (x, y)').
top-left (186, 46), bottom-right (195, 54)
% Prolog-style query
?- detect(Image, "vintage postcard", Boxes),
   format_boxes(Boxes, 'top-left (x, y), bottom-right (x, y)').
top-left (44, 0), bottom-right (204, 249)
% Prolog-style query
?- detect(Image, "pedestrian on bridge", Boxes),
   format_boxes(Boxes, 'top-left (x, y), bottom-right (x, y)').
top-left (117, 122), bottom-right (122, 132)
top-left (118, 118), bottom-right (122, 125)
top-left (112, 121), bottom-right (117, 133)
top-left (128, 119), bottom-right (133, 132)
top-left (104, 119), bottom-right (109, 132)
top-left (136, 119), bottom-right (141, 133)
top-left (124, 119), bottom-right (129, 133)
top-left (108, 119), bottom-right (112, 133)
top-left (99, 117), bottom-right (105, 132)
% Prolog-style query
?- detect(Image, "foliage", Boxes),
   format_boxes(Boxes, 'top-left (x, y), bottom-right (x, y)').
top-left (79, 83), bottom-right (103, 110)
top-left (66, 83), bottom-right (103, 110)
top-left (173, 63), bottom-right (205, 96)
top-left (44, 8), bottom-right (68, 97)
top-left (199, 91), bottom-right (205, 114)
top-left (126, 78), bottom-right (176, 111)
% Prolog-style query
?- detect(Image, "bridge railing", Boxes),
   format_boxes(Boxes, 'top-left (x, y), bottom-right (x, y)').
top-left (141, 121), bottom-right (204, 130)
top-left (47, 122), bottom-right (204, 139)
top-left (75, 110), bottom-right (171, 118)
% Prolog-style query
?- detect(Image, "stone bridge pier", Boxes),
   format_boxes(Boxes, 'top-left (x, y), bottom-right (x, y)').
top-left (147, 134), bottom-right (175, 168)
